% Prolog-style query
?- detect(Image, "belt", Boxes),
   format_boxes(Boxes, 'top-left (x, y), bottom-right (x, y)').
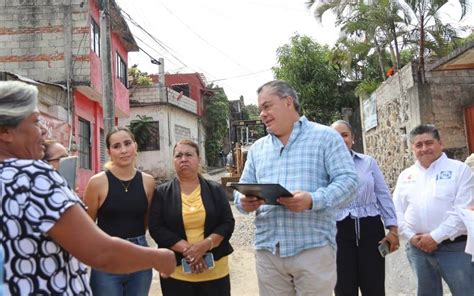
top-left (441, 235), bottom-right (467, 245)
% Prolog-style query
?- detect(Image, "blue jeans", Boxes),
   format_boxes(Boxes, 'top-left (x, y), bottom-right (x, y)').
top-left (90, 235), bottom-right (152, 296)
top-left (0, 247), bottom-right (3, 296)
top-left (406, 240), bottom-right (474, 296)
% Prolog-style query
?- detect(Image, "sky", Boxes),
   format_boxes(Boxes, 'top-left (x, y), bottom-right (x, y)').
top-left (115, 0), bottom-right (473, 106)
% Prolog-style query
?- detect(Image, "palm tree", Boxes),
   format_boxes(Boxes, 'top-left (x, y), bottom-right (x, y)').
top-left (127, 114), bottom-right (154, 151)
top-left (399, 0), bottom-right (468, 82)
top-left (307, 0), bottom-right (470, 82)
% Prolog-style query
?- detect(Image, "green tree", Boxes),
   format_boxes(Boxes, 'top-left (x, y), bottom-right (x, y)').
top-left (273, 34), bottom-right (356, 125)
top-left (127, 114), bottom-right (154, 151)
top-left (128, 65), bottom-right (153, 87)
top-left (399, 0), bottom-right (469, 81)
top-left (203, 85), bottom-right (230, 167)
top-left (241, 104), bottom-right (260, 120)
top-left (308, 0), bottom-right (469, 82)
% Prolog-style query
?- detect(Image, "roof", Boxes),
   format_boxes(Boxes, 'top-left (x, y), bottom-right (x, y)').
top-left (428, 40), bottom-right (474, 71)
top-left (109, 0), bottom-right (139, 52)
top-left (1, 71), bottom-right (66, 90)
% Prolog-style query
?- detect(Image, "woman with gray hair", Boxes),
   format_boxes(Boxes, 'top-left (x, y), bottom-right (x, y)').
top-left (0, 81), bottom-right (176, 295)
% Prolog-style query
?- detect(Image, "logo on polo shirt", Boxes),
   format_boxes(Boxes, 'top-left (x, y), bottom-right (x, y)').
top-left (438, 171), bottom-right (452, 180)
top-left (402, 174), bottom-right (416, 183)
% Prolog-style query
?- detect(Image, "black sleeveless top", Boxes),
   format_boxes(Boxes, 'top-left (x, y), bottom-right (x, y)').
top-left (97, 170), bottom-right (148, 239)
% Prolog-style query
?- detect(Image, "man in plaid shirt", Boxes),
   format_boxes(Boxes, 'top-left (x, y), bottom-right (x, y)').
top-left (235, 80), bottom-right (358, 296)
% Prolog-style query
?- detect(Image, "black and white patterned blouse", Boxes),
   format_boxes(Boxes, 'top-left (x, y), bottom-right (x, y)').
top-left (0, 159), bottom-right (91, 295)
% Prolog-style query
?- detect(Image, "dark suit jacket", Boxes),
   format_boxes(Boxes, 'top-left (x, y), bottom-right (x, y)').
top-left (149, 176), bottom-right (234, 265)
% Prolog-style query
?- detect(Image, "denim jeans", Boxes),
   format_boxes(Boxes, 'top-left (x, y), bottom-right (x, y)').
top-left (90, 235), bottom-right (152, 296)
top-left (406, 240), bottom-right (474, 296)
top-left (0, 247), bottom-right (3, 296)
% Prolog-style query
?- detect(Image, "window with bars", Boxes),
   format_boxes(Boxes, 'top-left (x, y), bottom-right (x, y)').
top-left (116, 52), bottom-right (127, 87)
top-left (78, 118), bottom-right (92, 169)
top-left (100, 129), bottom-right (106, 169)
top-left (139, 121), bottom-right (160, 151)
top-left (90, 18), bottom-right (100, 57)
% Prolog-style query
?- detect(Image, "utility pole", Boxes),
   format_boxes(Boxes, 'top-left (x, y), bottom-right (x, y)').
top-left (100, 0), bottom-right (114, 135)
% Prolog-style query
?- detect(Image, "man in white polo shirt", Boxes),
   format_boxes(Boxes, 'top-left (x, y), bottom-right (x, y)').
top-left (394, 124), bottom-right (474, 296)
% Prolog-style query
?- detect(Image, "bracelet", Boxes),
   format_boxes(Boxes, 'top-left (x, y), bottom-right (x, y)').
top-left (389, 231), bottom-right (399, 237)
top-left (206, 237), bottom-right (214, 251)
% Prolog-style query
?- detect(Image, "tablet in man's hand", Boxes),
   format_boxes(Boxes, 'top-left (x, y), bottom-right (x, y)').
top-left (228, 183), bottom-right (293, 205)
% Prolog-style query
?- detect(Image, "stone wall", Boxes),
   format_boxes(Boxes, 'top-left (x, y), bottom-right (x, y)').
top-left (361, 62), bottom-right (474, 189)
top-left (361, 64), bottom-right (415, 189)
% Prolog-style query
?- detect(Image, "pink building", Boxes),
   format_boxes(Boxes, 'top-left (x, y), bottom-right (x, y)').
top-left (0, 0), bottom-right (138, 195)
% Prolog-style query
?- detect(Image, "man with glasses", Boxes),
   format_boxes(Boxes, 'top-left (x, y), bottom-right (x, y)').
top-left (235, 80), bottom-right (358, 296)
top-left (43, 139), bottom-right (69, 170)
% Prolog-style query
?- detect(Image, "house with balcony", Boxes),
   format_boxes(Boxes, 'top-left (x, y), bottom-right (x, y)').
top-left (0, 0), bottom-right (138, 194)
top-left (119, 72), bottom-right (210, 182)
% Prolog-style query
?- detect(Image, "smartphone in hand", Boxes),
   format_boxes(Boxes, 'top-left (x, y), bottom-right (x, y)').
top-left (378, 241), bottom-right (390, 257)
top-left (182, 253), bottom-right (215, 273)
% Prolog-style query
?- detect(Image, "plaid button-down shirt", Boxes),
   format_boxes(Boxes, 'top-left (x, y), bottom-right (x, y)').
top-left (235, 116), bottom-right (358, 257)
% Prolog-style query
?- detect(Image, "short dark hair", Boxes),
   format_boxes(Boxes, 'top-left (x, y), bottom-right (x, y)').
top-left (409, 124), bottom-right (440, 143)
top-left (257, 80), bottom-right (300, 113)
top-left (173, 139), bottom-right (200, 156)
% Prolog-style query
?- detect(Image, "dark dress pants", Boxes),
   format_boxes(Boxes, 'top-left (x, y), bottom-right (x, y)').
top-left (160, 274), bottom-right (230, 296)
top-left (335, 215), bottom-right (386, 296)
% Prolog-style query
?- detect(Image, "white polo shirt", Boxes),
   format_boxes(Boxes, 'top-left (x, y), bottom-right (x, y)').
top-left (393, 153), bottom-right (474, 243)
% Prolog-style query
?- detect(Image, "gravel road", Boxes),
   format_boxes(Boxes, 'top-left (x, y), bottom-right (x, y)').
top-left (147, 170), bottom-right (452, 295)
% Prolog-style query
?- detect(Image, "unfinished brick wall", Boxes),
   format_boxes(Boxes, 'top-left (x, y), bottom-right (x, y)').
top-left (426, 69), bottom-right (474, 160)
top-left (0, 0), bottom-right (90, 83)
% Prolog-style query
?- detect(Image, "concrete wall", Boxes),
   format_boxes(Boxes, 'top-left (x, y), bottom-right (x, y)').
top-left (361, 62), bottom-right (474, 189)
top-left (425, 68), bottom-right (474, 159)
top-left (119, 85), bottom-right (205, 182)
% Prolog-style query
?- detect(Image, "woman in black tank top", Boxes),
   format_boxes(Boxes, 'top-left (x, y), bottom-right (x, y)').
top-left (83, 127), bottom-right (157, 296)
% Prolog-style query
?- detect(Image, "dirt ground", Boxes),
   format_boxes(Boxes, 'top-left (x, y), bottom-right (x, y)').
top-left (147, 170), bottom-right (452, 296)
top-left (147, 219), bottom-right (454, 296)
top-left (147, 206), bottom-right (259, 296)
top-left (148, 247), bottom-right (258, 296)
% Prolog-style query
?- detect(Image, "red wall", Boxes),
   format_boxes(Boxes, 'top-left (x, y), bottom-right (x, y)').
top-left (89, 1), bottom-right (102, 94)
top-left (74, 90), bottom-right (103, 197)
top-left (88, 0), bottom-right (130, 116)
top-left (111, 32), bottom-right (130, 115)
top-left (165, 73), bottom-right (206, 115)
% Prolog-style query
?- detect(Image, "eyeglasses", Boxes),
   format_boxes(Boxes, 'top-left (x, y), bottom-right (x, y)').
top-left (47, 155), bottom-right (68, 162)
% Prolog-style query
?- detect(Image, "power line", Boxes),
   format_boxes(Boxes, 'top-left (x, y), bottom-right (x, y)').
top-left (210, 68), bottom-right (272, 82)
top-left (117, 4), bottom-right (251, 98)
top-left (119, 8), bottom-right (189, 69)
top-left (133, 35), bottom-right (182, 69)
top-left (158, 1), bottom-right (253, 73)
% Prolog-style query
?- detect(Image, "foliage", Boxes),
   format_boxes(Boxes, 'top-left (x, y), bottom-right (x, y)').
top-left (128, 65), bottom-right (153, 87)
top-left (273, 34), bottom-right (357, 125)
top-left (241, 104), bottom-right (260, 120)
top-left (355, 79), bottom-right (381, 99)
top-left (307, 0), bottom-right (470, 82)
top-left (203, 85), bottom-right (230, 167)
top-left (127, 114), bottom-right (154, 151)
